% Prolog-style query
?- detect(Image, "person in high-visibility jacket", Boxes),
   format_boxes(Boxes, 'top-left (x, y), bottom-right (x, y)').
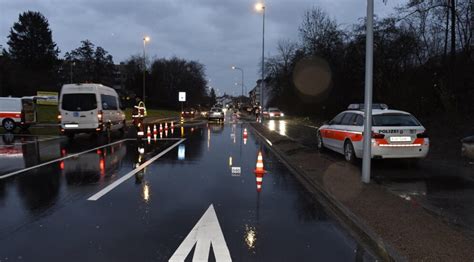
top-left (132, 97), bottom-right (147, 136)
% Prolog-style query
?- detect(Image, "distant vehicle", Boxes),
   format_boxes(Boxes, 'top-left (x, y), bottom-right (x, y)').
top-left (58, 83), bottom-right (126, 138)
top-left (263, 107), bottom-right (285, 119)
top-left (317, 104), bottom-right (429, 162)
top-left (199, 107), bottom-right (210, 118)
top-left (0, 97), bottom-right (37, 131)
top-left (208, 107), bottom-right (224, 122)
top-left (181, 108), bottom-right (196, 118)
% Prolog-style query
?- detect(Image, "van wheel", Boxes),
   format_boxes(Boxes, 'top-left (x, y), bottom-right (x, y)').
top-left (344, 141), bottom-right (356, 163)
top-left (2, 119), bottom-right (16, 132)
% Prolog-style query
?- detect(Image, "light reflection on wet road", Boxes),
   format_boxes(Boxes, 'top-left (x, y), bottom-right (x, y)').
top-left (0, 121), bottom-right (375, 261)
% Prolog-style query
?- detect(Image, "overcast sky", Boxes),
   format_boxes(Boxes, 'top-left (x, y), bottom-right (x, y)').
top-left (0, 0), bottom-right (404, 96)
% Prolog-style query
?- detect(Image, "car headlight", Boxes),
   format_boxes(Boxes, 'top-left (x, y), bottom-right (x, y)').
top-left (281, 113), bottom-right (284, 116)
top-left (269, 113), bottom-right (274, 117)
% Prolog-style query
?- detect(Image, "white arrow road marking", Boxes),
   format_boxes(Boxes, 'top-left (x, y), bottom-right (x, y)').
top-left (169, 204), bottom-right (232, 262)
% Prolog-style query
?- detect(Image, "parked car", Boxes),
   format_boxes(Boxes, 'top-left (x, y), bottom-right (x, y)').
top-left (58, 83), bottom-right (126, 138)
top-left (317, 104), bottom-right (429, 162)
top-left (208, 107), bottom-right (224, 122)
top-left (0, 97), bottom-right (37, 132)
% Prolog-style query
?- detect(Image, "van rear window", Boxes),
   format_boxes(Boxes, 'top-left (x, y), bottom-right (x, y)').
top-left (62, 94), bottom-right (97, 111)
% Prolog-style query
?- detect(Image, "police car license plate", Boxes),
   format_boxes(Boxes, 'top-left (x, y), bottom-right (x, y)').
top-left (73, 112), bottom-right (79, 117)
top-left (390, 136), bottom-right (411, 142)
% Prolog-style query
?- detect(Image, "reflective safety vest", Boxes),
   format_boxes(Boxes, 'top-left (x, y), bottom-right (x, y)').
top-left (132, 101), bottom-right (147, 118)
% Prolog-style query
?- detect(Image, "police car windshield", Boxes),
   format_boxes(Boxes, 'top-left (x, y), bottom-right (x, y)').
top-left (373, 114), bottom-right (420, 127)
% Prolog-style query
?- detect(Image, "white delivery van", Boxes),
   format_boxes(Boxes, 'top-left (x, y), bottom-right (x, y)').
top-left (59, 83), bottom-right (126, 138)
top-left (0, 97), bottom-right (37, 132)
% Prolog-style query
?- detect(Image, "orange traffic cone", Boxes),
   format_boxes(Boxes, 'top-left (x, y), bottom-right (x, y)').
top-left (171, 121), bottom-right (174, 129)
top-left (159, 123), bottom-right (163, 132)
top-left (254, 151), bottom-right (265, 175)
top-left (254, 151), bottom-right (266, 192)
top-left (146, 126), bottom-right (151, 138)
top-left (153, 124), bottom-right (158, 135)
top-left (243, 128), bottom-right (248, 138)
top-left (165, 122), bottom-right (168, 130)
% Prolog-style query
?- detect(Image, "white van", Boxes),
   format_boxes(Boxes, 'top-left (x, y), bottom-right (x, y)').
top-left (0, 97), bottom-right (37, 131)
top-left (59, 84), bottom-right (126, 138)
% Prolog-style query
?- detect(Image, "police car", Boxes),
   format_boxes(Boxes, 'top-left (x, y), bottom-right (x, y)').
top-left (316, 104), bottom-right (429, 162)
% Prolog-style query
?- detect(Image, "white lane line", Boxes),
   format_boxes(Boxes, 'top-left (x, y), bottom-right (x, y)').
top-left (303, 124), bottom-right (319, 130)
top-left (169, 204), bottom-right (232, 262)
top-left (88, 138), bottom-right (186, 201)
top-left (0, 139), bottom-right (131, 180)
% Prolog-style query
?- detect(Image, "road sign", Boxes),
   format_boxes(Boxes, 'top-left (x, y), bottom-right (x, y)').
top-left (231, 167), bottom-right (241, 176)
top-left (169, 204), bottom-right (231, 262)
top-left (179, 92), bottom-right (186, 102)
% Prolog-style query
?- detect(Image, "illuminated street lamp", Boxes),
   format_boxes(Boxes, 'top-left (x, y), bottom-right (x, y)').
top-left (255, 2), bottom-right (265, 108)
top-left (142, 36), bottom-right (151, 104)
top-left (231, 66), bottom-right (244, 106)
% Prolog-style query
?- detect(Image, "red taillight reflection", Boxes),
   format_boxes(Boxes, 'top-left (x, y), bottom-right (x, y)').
top-left (99, 158), bottom-right (105, 176)
top-left (61, 149), bottom-right (67, 156)
top-left (97, 149), bottom-right (102, 155)
top-left (60, 161), bottom-right (65, 170)
top-left (100, 158), bottom-right (105, 170)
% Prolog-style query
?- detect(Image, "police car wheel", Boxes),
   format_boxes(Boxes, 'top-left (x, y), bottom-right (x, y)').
top-left (316, 132), bottom-right (325, 151)
top-left (3, 119), bottom-right (16, 132)
top-left (344, 141), bottom-right (356, 163)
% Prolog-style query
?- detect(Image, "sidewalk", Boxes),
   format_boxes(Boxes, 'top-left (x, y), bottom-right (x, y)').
top-left (250, 122), bottom-right (474, 261)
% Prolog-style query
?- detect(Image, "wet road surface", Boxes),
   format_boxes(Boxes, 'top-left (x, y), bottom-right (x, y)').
top-left (263, 118), bottom-right (474, 234)
top-left (0, 120), bottom-right (375, 261)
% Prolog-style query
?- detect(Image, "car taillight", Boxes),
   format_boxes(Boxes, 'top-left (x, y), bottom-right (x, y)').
top-left (417, 131), bottom-right (429, 138)
top-left (372, 132), bottom-right (385, 139)
top-left (98, 110), bottom-right (103, 122)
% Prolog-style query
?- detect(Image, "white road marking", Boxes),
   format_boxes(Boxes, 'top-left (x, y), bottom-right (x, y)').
top-left (264, 137), bottom-right (273, 146)
top-left (0, 139), bottom-right (129, 180)
top-left (169, 204), bottom-right (232, 262)
top-left (303, 124), bottom-right (319, 130)
top-left (88, 139), bottom-right (186, 201)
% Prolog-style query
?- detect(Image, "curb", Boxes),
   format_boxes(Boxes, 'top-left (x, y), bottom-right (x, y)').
top-left (249, 122), bottom-right (406, 261)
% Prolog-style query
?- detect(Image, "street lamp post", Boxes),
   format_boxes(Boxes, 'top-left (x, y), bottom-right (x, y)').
top-left (231, 66), bottom-right (244, 106)
top-left (255, 2), bottom-right (265, 109)
top-left (362, 0), bottom-right (374, 183)
top-left (142, 36), bottom-right (150, 104)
